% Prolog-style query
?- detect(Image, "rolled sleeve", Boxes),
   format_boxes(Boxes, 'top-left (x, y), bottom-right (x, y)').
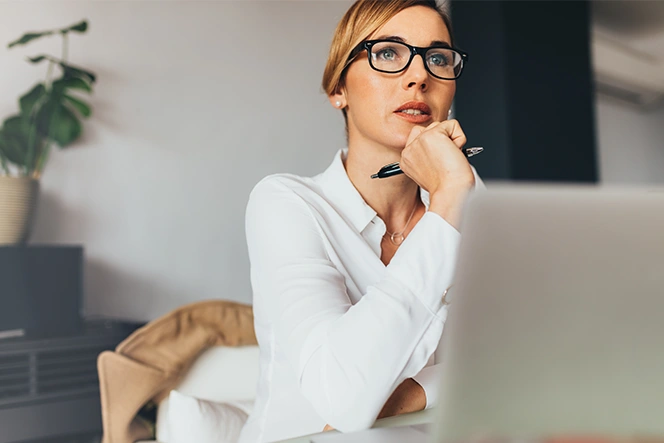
top-left (412, 364), bottom-right (442, 409)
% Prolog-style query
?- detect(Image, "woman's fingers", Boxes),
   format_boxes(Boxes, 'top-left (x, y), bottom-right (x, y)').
top-left (405, 125), bottom-right (427, 147)
top-left (428, 119), bottom-right (467, 149)
top-left (406, 119), bottom-right (466, 152)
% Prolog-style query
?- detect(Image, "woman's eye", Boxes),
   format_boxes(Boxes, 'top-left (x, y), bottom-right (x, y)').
top-left (428, 52), bottom-right (450, 66)
top-left (377, 49), bottom-right (398, 61)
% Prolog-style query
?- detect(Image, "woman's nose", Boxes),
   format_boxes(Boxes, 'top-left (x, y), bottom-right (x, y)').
top-left (402, 54), bottom-right (429, 91)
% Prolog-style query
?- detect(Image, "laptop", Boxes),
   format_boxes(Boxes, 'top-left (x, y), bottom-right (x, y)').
top-left (311, 183), bottom-right (664, 443)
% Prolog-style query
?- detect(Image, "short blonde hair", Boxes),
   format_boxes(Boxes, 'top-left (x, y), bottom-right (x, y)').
top-left (322, 0), bottom-right (454, 99)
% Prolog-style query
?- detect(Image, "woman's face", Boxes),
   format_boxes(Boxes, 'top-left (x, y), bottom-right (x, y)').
top-left (337, 6), bottom-right (455, 152)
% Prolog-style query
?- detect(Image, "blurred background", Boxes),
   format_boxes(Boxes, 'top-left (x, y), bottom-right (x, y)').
top-left (0, 0), bottom-right (661, 325)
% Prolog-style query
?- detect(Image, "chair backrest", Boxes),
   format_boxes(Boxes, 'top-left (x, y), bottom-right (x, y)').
top-left (155, 345), bottom-right (261, 442)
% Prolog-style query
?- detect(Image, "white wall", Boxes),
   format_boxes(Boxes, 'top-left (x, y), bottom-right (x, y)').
top-left (595, 95), bottom-right (664, 185)
top-left (0, 0), bottom-right (353, 322)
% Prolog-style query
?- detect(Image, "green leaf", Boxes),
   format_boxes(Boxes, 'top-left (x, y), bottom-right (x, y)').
top-left (65, 20), bottom-right (88, 33)
top-left (60, 62), bottom-right (96, 84)
top-left (0, 151), bottom-right (8, 174)
top-left (19, 83), bottom-right (47, 116)
top-left (36, 97), bottom-right (82, 147)
top-left (8, 31), bottom-right (54, 48)
top-left (52, 77), bottom-right (92, 93)
top-left (0, 132), bottom-right (28, 166)
top-left (63, 94), bottom-right (91, 117)
top-left (27, 55), bottom-right (49, 64)
top-left (1, 115), bottom-right (41, 168)
top-left (3, 115), bottom-right (32, 139)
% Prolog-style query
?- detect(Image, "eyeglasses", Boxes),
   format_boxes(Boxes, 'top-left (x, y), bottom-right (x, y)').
top-left (347, 39), bottom-right (468, 80)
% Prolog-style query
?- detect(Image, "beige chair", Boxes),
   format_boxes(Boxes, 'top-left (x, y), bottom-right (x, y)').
top-left (97, 300), bottom-right (258, 443)
top-left (138, 344), bottom-right (260, 443)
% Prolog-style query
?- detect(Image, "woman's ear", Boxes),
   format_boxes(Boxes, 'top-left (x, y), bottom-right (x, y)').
top-left (328, 91), bottom-right (345, 109)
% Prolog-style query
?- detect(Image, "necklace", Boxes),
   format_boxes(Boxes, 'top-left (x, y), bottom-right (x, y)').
top-left (383, 199), bottom-right (418, 246)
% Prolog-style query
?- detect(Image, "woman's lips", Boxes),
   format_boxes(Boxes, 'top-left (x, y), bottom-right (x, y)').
top-left (394, 110), bottom-right (432, 123)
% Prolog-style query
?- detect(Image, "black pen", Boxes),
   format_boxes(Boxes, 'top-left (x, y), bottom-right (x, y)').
top-left (371, 146), bottom-right (484, 179)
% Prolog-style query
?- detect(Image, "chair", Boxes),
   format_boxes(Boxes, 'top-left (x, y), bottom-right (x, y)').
top-left (97, 300), bottom-right (258, 443)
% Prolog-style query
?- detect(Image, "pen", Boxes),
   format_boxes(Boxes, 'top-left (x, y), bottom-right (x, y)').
top-left (371, 146), bottom-right (484, 179)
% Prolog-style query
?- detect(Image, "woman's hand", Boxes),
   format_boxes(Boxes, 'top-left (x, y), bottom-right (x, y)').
top-left (400, 119), bottom-right (475, 196)
top-left (400, 120), bottom-right (476, 229)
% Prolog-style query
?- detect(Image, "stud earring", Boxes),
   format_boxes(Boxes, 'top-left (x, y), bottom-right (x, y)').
top-left (335, 101), bottom-right (342, 108)
top-left (448, 109), bottom-right (452, 117)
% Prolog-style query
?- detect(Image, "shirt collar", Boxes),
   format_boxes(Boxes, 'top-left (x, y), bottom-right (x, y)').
top-left (316, 148), bottom-right (430, 234)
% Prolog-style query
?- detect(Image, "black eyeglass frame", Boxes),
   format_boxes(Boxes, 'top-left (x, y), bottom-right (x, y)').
top-left (347, 39), bottom-right (469, 80)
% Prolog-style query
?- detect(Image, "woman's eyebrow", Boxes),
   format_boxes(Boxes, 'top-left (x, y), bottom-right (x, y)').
top-left (430, 40), bottom-right (451, 48)
top-left (373, 35), bottom-right (451, 47)
top-left (374, 35), bottom-right (406, 42)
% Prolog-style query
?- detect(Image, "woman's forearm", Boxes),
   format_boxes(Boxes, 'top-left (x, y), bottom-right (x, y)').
top-left (377, 378), bottom-right (426, 419)
top-left (323, 378), bottom-right (426, 431)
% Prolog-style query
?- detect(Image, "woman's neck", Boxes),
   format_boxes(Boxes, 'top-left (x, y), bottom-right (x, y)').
top-left (343, 140), bottom-right (422, 230)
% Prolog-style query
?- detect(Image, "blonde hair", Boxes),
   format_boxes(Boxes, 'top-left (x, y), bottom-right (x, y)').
top-left (322, 0), bottom-right (454, 100)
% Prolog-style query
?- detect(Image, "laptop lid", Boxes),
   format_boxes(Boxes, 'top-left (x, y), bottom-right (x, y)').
top-left (433, 184), bottom-right (664, 442)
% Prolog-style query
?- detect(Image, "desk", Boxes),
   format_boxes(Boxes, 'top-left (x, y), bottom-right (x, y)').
top-left (278, 408), bottom-right (436, 443)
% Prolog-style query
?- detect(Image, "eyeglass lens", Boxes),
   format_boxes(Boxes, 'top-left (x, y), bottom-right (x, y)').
top-left (369, 41), bottom-right (462, 79)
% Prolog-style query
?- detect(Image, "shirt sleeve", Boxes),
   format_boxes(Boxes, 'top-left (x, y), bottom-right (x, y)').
top-left (412, 363), bottom-right (442, 409)
top-left (245, 177), bottom-right (462, 433)
top-left (410, 166), bottom-right (484, 411)
top-left (472, 165), bottom-right (486, 190)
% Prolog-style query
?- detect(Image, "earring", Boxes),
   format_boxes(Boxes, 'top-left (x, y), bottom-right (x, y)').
top-left (448, 109), bottom-right (452, 117)
top-left (335, 101), bottom-right (342, 108)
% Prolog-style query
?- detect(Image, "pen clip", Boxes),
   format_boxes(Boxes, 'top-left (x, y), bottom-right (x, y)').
top-left (464, 146), bottom-right (483, 157)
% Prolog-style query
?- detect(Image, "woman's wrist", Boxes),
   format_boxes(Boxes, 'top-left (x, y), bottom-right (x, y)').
top-left (427, 185), bottom-right (472, 230)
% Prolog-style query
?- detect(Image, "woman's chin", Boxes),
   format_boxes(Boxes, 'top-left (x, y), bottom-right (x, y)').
top-left (382, 139), bottom-right (409, 154)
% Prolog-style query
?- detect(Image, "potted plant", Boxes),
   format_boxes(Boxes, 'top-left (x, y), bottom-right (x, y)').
top-left (0, 20), bottom-right (96, 245)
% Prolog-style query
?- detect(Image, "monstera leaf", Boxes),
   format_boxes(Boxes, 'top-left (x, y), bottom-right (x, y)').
top-left (52, 77), bottom-right (92, 93)
top-left (63, 94), bottom-right (91, 117)
top-left (19, 83), bottom-right (47, 116)
top-left (7, 32), bottom-right (55, 49)
top-left (35, 94), bottom-right (82, 147)
top-left (0, 115), bottom-right (42, 169)
top-left (0, 131), bottom-right (26, 166)
top-left (26, 55), bottom-right (96, 85)
top-left (7, 20), bottom-right (88, 48)
top-left (60, 62), bottom-right (96, 84)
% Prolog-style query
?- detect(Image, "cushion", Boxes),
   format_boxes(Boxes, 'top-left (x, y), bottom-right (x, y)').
top-left (155, 345), bottom-right (260, 442)
top-left (98, 300), bottom-right (257, 443)
top-left (167, 390), bottom-right (253, 443)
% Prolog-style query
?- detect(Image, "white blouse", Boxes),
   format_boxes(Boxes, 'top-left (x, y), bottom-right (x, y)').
top-left (238, 148), bottom-right (484, 443)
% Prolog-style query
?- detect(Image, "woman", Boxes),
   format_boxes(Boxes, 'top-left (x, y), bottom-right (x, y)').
top-left (238, 0), bottom-right (484, 441)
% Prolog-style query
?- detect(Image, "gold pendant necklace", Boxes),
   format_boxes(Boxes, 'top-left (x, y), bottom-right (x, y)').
top-left (384, 199), bottom-right (418, 246)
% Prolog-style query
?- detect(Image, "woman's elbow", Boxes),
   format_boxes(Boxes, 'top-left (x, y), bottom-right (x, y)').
top-left (308, 390), bottom-right (382, 433)
top-left (329, 408), bottom-right (377, 433)
top-left (298, 352), bottom-right (387, 431)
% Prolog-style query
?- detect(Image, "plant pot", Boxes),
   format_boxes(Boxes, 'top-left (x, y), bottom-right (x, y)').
top-left (0, 176), bottom-right (40, 245)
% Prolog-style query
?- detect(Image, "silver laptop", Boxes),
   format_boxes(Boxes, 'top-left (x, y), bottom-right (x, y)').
top-left (312, 183), bottom-right (664, 443)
